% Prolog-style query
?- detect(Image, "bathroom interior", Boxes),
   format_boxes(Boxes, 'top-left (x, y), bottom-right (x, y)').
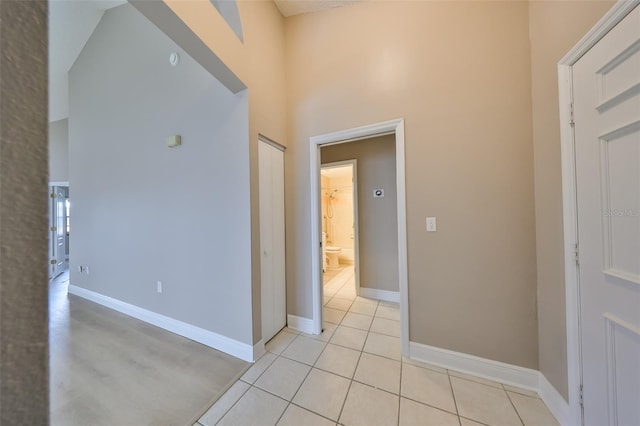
top-left (321, 162), bottom-right (356, 288)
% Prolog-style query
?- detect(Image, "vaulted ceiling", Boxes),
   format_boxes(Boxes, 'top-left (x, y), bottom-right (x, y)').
top-left (48, 0), bottom-right (362, 122)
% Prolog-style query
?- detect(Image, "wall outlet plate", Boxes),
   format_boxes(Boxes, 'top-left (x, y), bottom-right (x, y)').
top-left (426, 217), bottom-right (437, 232)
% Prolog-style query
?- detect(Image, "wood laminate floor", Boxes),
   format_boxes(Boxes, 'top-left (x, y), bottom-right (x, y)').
top-left (49, 271), bottom-right (249, 426)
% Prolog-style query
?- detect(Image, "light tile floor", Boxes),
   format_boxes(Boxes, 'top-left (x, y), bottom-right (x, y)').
top-left (197, 267), bottom-right (559, 426)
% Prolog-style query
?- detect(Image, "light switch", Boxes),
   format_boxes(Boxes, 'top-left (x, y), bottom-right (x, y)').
top-left (426, 217), bottom-right (437, 232)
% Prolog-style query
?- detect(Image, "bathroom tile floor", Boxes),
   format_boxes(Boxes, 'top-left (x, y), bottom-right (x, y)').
top-left (197, 267), bottom-right (558, 426)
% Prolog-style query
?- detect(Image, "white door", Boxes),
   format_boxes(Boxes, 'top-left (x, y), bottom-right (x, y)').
top-left (259, 140), bottom-right (286, 343)
top-left (573, 5), bottom-right (640, 425)
top-left (50, 186), bottom-right (67, 277)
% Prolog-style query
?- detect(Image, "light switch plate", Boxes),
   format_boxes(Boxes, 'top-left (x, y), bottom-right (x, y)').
top-left (426, 217), bottom-right (437, 232)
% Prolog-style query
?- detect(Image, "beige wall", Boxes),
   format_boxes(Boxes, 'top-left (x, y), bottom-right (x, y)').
top-left (285, 1), bottom-right (539, 368)
top-left (239, 1), bottom-right (288, 344)
top-left (529, 0), bottom-right (615, 400)
top-left (321, 135), bottom-right (398, 292)
top-left (0, 0), bottom-right (49, 421)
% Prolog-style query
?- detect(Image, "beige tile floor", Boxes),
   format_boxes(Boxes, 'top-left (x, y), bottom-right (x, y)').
top-left (197, 267), bottom-right (559, 426)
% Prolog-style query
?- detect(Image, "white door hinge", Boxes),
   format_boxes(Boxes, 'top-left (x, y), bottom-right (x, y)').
top-left (575, 243), bottom-right (580, 266)
top-left (569, 103), bottom-right (575, 126)
top-left (579, 384), bottom-right (584, 407)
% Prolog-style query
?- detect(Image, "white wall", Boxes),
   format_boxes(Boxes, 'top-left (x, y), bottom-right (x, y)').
top-left (68, 4), bottom-right (253, 345)
top-left (49, 119), bottom-right (68, 182)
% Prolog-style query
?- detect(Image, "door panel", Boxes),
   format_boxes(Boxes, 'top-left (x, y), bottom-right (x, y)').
top-left (259, 141), bottom-right (286, 343)
top-left (573, 5), bottom-right (640, 425)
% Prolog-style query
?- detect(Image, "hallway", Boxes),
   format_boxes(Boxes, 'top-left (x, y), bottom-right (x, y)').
top-left (197, 270), bottom-right (558, 425)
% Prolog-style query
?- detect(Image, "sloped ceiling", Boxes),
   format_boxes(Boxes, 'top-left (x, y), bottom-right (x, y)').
top-left (49, 0), bottom-right (360, 122)
top-left (49, 0), bottom-right (126, 122)
top-left (273, 0), bottom-right (363, 17)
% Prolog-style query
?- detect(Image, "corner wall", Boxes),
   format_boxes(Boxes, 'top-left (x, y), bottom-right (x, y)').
top-left (529, 0), bottom-right (615, 400)
top-left (68, 4), bottom-right (253, 345)
top-left (285, 1), bottom-right (539, 369)
top-left (0, 1), bottom-right (49, 421)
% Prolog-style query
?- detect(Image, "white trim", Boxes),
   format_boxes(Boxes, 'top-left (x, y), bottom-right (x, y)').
top-left (68, 285), bottom-right (258, 362)
top-left (287, 314), bottom-right (315, 335)
top-left (358, 288), bottom-right (400, 303)
top-left (410, 341), bottom-right (570, 425)
top-left (558, 3), bottom-right (639, 425)
top-left (409, 341), bottom-right (539, 390)
top-left (252, 339), bottom-right (266, 362)
top-left (539, 373), bottom-right (571, 426)
top-left (558, 63), bottom-right (583, 426)
top-left (309, 119), bottom-right (409, 355)
top-left (49, 181), bottom-right (69, 187)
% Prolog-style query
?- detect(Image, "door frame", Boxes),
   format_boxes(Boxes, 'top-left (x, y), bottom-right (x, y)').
top-left (309, 118), bottom-right (409, 355)
top-left (558, 2), bottom-right (639, 424)
top-left (320, 159), bottom-right (360, 292)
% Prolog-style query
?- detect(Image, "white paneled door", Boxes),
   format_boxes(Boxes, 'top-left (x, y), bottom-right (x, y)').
top-left (259, 139), bottom-right (286, 344)
top-left (573, 5), bottom-right (640, 425)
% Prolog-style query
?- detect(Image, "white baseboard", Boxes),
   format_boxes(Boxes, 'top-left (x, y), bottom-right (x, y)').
top-left (287, 314), bottom-right (316, 335)
top-left (409, 341), bottom-right (539, 390)
top-left (539, 373), bottom-right (570, 426)
top-left (68, 285), bottom-right (257, 362)
top-left (359, 287), bottom-right (400, 303)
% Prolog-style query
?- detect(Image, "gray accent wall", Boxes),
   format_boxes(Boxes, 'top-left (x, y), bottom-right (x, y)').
top-left (321, 135), bottom-right (398, 292)
top-left (49, 118), bottom-right (68, 182)
top-left (68, 4), bottom-right (253, 344)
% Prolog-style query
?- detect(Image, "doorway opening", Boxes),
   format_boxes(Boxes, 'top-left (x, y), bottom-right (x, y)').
top-left (320, 161), bottom-right (358, 298)
top-left (309, 119), bottom-right (408, 354)
top-left (49, 184), bottom-right (69, 279)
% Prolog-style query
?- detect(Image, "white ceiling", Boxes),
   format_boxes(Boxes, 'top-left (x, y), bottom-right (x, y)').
top-left (274, 0), bottom-right (363, 17)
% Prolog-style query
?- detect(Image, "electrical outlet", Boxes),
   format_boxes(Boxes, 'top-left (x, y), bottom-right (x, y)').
top-left (426, 217), bottom-right (437, 232)
top-left (157, 281), bottom-right (162, 293)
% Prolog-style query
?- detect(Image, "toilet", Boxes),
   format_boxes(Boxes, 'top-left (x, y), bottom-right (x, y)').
top-left (322, 232), bottom-right (342, 269)
top-left (325, 246), bottom-right (342, 268)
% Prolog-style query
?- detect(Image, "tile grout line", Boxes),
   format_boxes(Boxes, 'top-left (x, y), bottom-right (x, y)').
top-left (210, 379), bottom-right (252, 426)
top-left (446, 370), bottom-right (462, 426)
top-left (503, 386), bottom-right (526, 426)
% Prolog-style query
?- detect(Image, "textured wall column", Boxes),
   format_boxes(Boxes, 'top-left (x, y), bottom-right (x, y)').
top-left (0, 1), bottom-right (49, 422)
